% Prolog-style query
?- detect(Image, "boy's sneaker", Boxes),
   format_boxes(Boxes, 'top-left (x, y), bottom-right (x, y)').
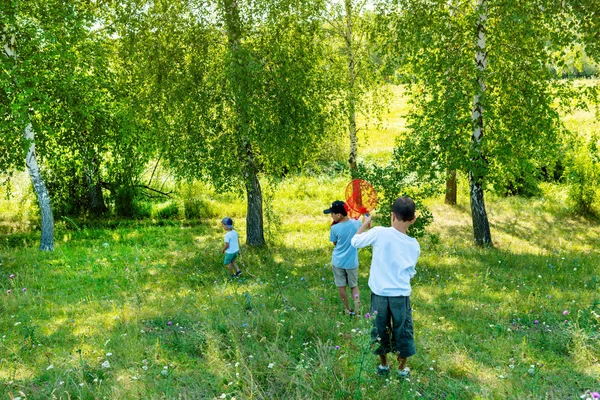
top-left (397, 367), bottom-right (410, 379)
top-left (347, 309), bottom-right (356, 317)
top-left (235, 270), bottom-right (243, 277)
top-left (376, 365), bottom-right (390, 376)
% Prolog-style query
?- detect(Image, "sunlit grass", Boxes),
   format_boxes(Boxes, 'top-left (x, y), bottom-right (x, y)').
top-left (1, 177), bottom-right (599, 399)
top-left (1, 83), bottom-right (599, 399)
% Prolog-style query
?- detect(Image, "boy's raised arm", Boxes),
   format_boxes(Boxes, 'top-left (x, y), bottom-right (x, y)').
top-left (351, 215), bottom-right (375, 249)
top-left (355, 214), bottom-right (372, 235)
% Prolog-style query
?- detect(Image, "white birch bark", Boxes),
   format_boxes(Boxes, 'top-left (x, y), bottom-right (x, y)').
top-left (25, 124), bottom-right (55, 250)
top-left (3, 27), bottom-right (55, 250)
top-left (469, 0), bottom-right (492, 246)
top-left (345, 0), bottom-right (358, 172)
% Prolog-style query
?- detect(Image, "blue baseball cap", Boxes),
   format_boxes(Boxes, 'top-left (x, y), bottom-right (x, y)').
top-left (222, 217), bottom-right (233, 228)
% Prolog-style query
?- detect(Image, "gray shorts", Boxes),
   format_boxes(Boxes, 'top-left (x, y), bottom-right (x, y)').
top-left (370, 293), bottom-right (416, 358)
top-left (332, 266), bottom-right (358, 288)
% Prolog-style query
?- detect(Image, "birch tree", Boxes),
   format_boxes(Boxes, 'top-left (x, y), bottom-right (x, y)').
top-left (376, 0), bottom-right (579, 246)
top-left (325, 0), bottom-right (389, 173)
top-left (1, 9), bottom-right (55, 250)
top-left (470, 0), bottom-right (491, 245)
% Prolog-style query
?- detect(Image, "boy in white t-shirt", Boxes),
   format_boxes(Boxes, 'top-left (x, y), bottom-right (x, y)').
top-left (351, 196), bottom-right (420, 379)
top-left (221, 217), bottom-right (242, 277)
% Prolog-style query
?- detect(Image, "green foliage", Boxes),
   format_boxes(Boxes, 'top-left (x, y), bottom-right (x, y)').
top-left (179, 181), bottom-right (245, 220)
top-left (113, 186), bottom-right (137, 218)
top-left (355, 161), bottom-right (435, 238)
top-left (121, 0), bottom-right (345, 245)
top-left (492, 165), bottom-right (544, 198)
top-left (373, 0), bottom-right (599, 245)
top-left (183, 198), bottom-right (219, 220)
top-left (152, 201), bottom-right (182, 220)
top-left (43, 164), bottom-right (89, 217)
top-left (1, 0), bottom-right (154, 223)
top-left (378, 0), bottom-right (575, 190)
top-left (0, 172), bottom-right (37, 231)
top-left (566, 135), bottom-right (599, 215)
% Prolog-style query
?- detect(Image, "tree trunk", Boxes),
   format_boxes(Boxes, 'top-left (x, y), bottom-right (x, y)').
top-left (86, 174), bottom-right (107, 214)
top-left (470, 0), bottom-right (492, 246)
top-left (345, 0), bottom-right (358, 174)
top-left (25, 124), bottom-right (55, 251)
top-left (244, 157), bottom-right (265, 247)
top-left (85, 156), bottom-right (107, 215)
top-left (469, 173), bottom-right (491, 246)
top-left (445, 169), bottom-right (457, 205)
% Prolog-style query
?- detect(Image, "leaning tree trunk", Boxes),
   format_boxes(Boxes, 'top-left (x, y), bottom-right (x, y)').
top-left (25, 124), bottom-right (55, 251)
top-left (3, 28), bottom-right (54, 250)
top-left (470, 0), bottom-right (492, 246)
top-left (445, 169), bottom-right (457, 205)
top-left (345, 0), bottom-right (358, 174)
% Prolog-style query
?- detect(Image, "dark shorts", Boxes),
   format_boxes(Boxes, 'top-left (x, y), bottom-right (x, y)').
top-left (370, 293), bottom-right (416, 358)
top-left (224, 252), bottom-right (238, 265)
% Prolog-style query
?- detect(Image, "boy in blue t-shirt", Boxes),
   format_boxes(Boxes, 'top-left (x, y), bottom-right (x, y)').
top-left (324, 200), bottom-right (362, 315)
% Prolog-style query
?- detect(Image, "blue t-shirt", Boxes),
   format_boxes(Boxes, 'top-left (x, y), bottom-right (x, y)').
top-left (330, 219), bottom-right (362, 269)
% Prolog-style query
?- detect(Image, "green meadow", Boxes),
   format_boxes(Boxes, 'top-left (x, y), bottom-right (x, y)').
top-left (1, 87), bottom-right (599, 399)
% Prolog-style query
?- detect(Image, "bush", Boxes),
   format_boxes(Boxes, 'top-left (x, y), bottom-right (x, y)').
top-left (566, 136), bottom-right (599, 215)
top-left (153, 201), bottom-right (181, 219)
top-left (183, 198), bottom-right (220, 219)
top-left (114, 186), bottom-right (136, 217)
top-left (355, 161), bottom-right (436, 238)
top-left (133, 201), bottom-right (152, 219)
top-left (495, 170), bottom-right (543, 198)
top-left (179, 181), bottom-right (240, 219)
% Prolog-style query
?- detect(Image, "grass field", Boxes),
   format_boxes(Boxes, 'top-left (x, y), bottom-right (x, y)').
top-left (1, 85), bottom-right (599, 399)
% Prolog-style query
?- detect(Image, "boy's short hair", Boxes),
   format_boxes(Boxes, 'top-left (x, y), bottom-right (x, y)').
top-left (222, 217), bottom-right (233, 229)
top-left (323, 200), bottom-right (348, 216)
top-left (392, 196), bottom-right (416, 222)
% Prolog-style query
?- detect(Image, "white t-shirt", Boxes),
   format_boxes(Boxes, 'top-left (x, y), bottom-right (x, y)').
top-left (224, 230), bottom-right (239, 254)
top-left (351, 226), bottom-right (420, 297)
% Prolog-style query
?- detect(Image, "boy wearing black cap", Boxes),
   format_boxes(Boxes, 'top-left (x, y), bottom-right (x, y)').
top-left (324, 200), bottom-right (362, 315)
top-left (221, 217), bottom-right (242, 277)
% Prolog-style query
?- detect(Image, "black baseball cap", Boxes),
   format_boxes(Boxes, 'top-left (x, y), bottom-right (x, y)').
top-left (323, 200), bottom-right (347, 214)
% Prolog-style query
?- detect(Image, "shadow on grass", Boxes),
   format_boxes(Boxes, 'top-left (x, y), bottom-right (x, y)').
top-left (411, 246), bottom-right (599, 397)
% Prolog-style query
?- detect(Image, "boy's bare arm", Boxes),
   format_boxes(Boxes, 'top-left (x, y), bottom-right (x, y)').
top-left (221, 242), bottom-right (229, 253)
top-left (355, 214), bottom-right (372, 235)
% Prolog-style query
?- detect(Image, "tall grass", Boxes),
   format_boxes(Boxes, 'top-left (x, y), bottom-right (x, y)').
top-left (1, 179), bottom-right (599, 399)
